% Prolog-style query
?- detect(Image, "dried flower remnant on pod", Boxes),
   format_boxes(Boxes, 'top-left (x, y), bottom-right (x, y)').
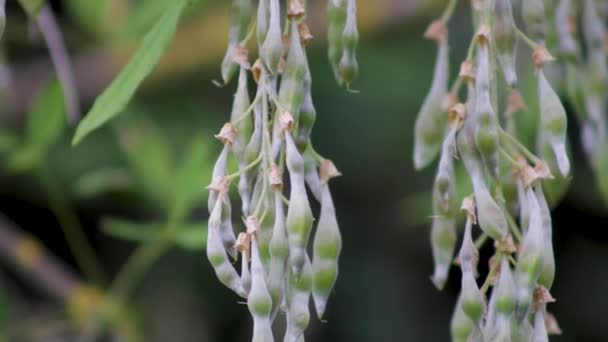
top-left (208, 1), bottom-right (358, 340)
top-left (413, 0), bottom-right (575, 340)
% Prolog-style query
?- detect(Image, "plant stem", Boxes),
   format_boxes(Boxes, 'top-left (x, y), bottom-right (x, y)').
top-left (440, 0), bottom-right (459, 23)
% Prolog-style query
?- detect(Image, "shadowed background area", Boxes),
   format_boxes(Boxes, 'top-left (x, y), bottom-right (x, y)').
top-left (0, 0), bottom-right (606, 341)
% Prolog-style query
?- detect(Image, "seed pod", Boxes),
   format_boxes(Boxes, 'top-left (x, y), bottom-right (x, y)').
top-left (221, 0), bottom-right (252, 84)
top-left (470, 168), bottom-right (508, 240)
top-left (248, 236), bottom-right (274, 342)
top-left (268, 192), bottom-right (288, 319)
top-left (338, 0), bottom-right (359, 88)
top-left (583, 0), bottom-right (605, 50)
top-left (538, 69), bottom-right (570, 177)
top-left (535, 186), bottom-right (555, 289)
top-left (258, 190), bottom-right (276, 270)
top-left (257, 0), bottom-right (270, 49)
top-left (261, 0), bottom-right (283, 74)
top-left (474, 44), bottom-right (499, 177)
top-left (460, 268), bottom-right (484, 323)
top-left (450, 296), bottom-right (475, 342)
top-left (278, 20), bottom-right (308, 122)
top-left (522, 0), bottom-right (546, 42)
top-left (516, 180), bottom-right (530, 233)
top-left (296, 54), bottom-right (317, 153)
top-left (312, 185), bottom-right (342, 319)
top-left (532, 306), bottom-right (549, 342)
top-left (303, 149), bottom-right (322, 202)
top-left (495, 256), bottom-right (516, 314)
top-left (220, 193), bottom-right (238, 260)
top-left (231, 68), bottom-right (253, 157)
top-left (285, 134), bottom-right (314, 275)
top-left (430, 216), bottom-right (456, 290)
top-left (413, 38), bottom-right (449, 170)
top-left (0, 0), bottom-right (5, 39)
top-left (208, 145), bottom-right (230, 213)
top-left (555, 0), bottom-right (580, 60)
top-left (434, 139), bottom-right (457, 217)
top-left (207, 197), bottom-right (246, 298)
top-left (241, 105), bottom-right (263, 215)
top-left (285, 257), bottom-right (312, 342)
top-left (240, 243), bottom-right (252, 295)
top-left (494, 0), bottom-right (518, 86)
top-left (327, 0), bottom-right (347, 85)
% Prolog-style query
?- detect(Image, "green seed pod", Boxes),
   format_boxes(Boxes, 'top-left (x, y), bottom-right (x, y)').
top-left (535, 186), bottom-right (555, 289)
top-left (458, 219), bottom-right (477, 274)
top-left (208, 145), bottom-right (229, 214)
top-left (285, 257), bottom-right (312, 342)
top-left (494, 0), bottom-right (518, 86)
top-left (532, 306), bottom-right (549, 342)
top-left (471, 170), bottom-right (508, 240)
top-left (257, 0), bottom-right (270, 49)
top-left (312, 185), bottom-right (342, 319)
top-left (460, 271), bottom-right (484, 324)
top-left (413, 39), bottom-right (449, 170)
top-left (296, 54), bottom-right (317, 153)
top-left (583, 0), bottom-right (605, 50)
top-left (268, 192), bottom-right (288, 319)
top-left (338, 0), bottom-right (359, 88)
top-left (261, 0), bottom-right (282, 74)
top-left (450, 296), bottom-right (475, 342)
top-left (241, 248), bottom-right (251, 295)
top-left (555, 0), bottom-right (580, 60)
top-left (241, 96), bottom-right (264, 215)
top-left (327, 0), bottom-right (347, 85)
top-left (220, 193), bottom-right (238, 260)
top-left (221, 0), bottom-right (252, 84)
top-left (303, 148), bottom-right (322, 202)
top-left (474, 44), bottom-right (499, 176)
top-left (207, 197), bottom-right (247, 298)
top-left (259, 190), bottom-right (276, 270)
top-left (430, 216), bottom-right (456, 290)
top-left (522, 0), bottom-right (546, 42)
top-left (231, 68), bottom-right (253, 157)
top-left (0, 0), bottom-right (5, 39)
top-left (278, 20), bottom-right (308, 122)
top-left (248, 237), bottom-right (274, 342)
top-left (434, 139), bottom-right (457, 217)
top-left (285, 134), bottom-right (314, 275)
top-left (495, 256), bottom-right (517, 314)
top-left (538, 69), bottom-right (570, 176)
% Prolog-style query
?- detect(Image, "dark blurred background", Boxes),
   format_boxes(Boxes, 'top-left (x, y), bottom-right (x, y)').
top-left (0, 0), bottom-right (607, 341)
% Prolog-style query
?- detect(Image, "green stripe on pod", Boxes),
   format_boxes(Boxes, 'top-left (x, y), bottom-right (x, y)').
top-left (312, 185), bottom-right (342, 319)
top-left (248, 236), bottom-right (274, 342)
top-left (261, 0), bottom-right (282, 74)
top-left (327, 0), bottom-right (347, 85)
top-left (221, 0), bottom-right (252, 84)
top-left (285, 256), bottom-right (312, 342)
top-left (268, 191), bottom-right (288, 320)
top-left (285, 133), bottom-right (313, 275)
top-left (207, 196), bottom-right (247, 297)
top-left (338, 0), bottom-right (359, 89)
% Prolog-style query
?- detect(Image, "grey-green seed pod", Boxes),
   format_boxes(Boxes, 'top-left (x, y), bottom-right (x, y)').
top-left (495, 256), bottom-right (517, 315)
top-left (532, 306), bottom-right (549, 342)
top-left (327, 0), bottom-right (347, 85)
top-left (268, 192), bottom-right (288, 319)
top-left (240, 247), bottom-right (252, 295)
top-left (538, 69), bottom-right (570, 176)
top-left (221, 0), bottom-right (252, 84)
top-left (583, 0), bottom-right (605, 50)
top-left (470, 168), bottom-right (508, 240)
top-left (285, 257), bottom-right (312, 342)
top-left (220, 193), bottom-right (238, 260)
top-left (522, 0), bottom-right (546, 42)
top-left (512, 316), bottom-right (534, 341)
top-left (458, 218), bottom-right (477, 275)
top-left (278, 20), bottom-right (308, 122)
top-left (474, 44), bottom-right (499, 177)
top-left (434, 138), bottom-right (457, 217)
top-left (296, 55), bottom-right (317, 153)
top-left (261, 0), bottom-right (283, 74)
top-left (460, 271), bottom-right (484, 323)
top-left (207, 197), bottom-right (247, 298)
top-left (535, 186), bottom-right (555, 289)
top-left (257, 0), bottom-right (270, 49)
top-left (494, 0), bottom-right (518, 86)
top-left (312, 185), bottom-right (342, 319)
top-left (0, 0), bottom-right (5, 39)
top-left (338, 0), bottom-right (359, 88)
top-left (285, 134), bottom-right (314, 275)
top-left (450, 296), bottom-right (475, 342)
top-left (208, 145), bottom-right (230, 214)
top-left (231, 68), bottom-right (253, 157)
top-left (555, 0), bottom-right (580, 60)
top-left (259, 190), bottom-right (276, 270)
top-left (303, 148), bottom-right (322, 202)
top-left (430, 216), bottom-right (456, 290)
top-left (516, 180), bottom-right (530, 234)
top-left (248, 236), bottom-right (275, 342)
top-left (413, 38), bottom-right (449, 170)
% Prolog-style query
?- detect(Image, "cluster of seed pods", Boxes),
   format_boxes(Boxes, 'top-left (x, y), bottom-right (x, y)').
top-left (208, 1), bottom-right (357, 340)
top-left (415, 0), bottom-right (571, 340)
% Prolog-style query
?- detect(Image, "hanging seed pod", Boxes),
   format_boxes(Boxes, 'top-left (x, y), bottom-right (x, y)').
top-left (221, 0), bottom-right (252, 84)
top-left (303, 149), bottom-right (322, 202)
top-left (457, 220), bottom-right (484, 323)
top-left (494, 0), bottom-right (518, 86)
top-left (522, 0), bottom-right (546, 42)
top-left (261, 0), bottom-right (283, 74)
top-left (285, 257), bottom-right (312, 342)
top-left (535, 186), bottom-right (555, 289)
top-left (583, 0), bottom-right (605, 50)
top-left (0, 0), bottom-right (5, 39)
top-left (487, 256), bottom-right (516, 341)
top-left (236, 233), bottom-right (252, 294)
top-left (241, 98), bottom-right (264, 215)
top-left (258, 190), bottom-right (276, 270)
top-left (312, 185), bottom-right (342, 319)
top-left (450, 296), bottom-right (475, 342)
top-left (220, 193), bottom-right (238, 260)
top-left (474, 43), bottom-right (499, 177)
top-left (430, 216), bottom-right (456, 291)
top-left (327, 0), bottom-right (347, 85)
top-left (279, 20), bottom-right (308, 122)
top-left (257, 0), bottom-right (270, 49)
top-left (208, 145), bottom-right (230, 214)
top-left (538, 69), bottom-right (570, 177)
top-left (248, 236), bottom-right (275, 342)
top-left (268, 191), bottom-right (288, 319)
top-left (232, 68), bottom-right (254, 158)
top-left (532, 306), bottom-right (549, 342)
top-left (285, 134), bottom-right (314, 275)
top-left (338, 0), bottom-right (359, 89)
top-left (555, 0), bottom-right (580, 60)
top-left (207, 197), bottom-right (247, 298)
top-left (414, 32), bottom-right (449, 170)
top-left (296, 52), bottom-right (317, 153)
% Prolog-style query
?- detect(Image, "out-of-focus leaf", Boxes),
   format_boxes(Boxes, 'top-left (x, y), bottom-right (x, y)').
top-left (73, 168), bottom-right (133, 198)
top-left (117, 118), bottom-right (174, 209)
top-left (65, 0), bottom-right (106, 33)
top-left (101, 217), bottom-right (207, 251)
top-left (124, 0), bottom-right (173, 38)
top-left (168, 137), bottom-right (210, 223)
top-left (72, 0), bottom-right (188, 145)
top-left (0, 129), bottom-right (18, 155)
top-left (18, 0), bottom-right (44, 16)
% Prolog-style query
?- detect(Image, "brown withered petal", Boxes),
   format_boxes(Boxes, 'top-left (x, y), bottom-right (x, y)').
top-left (232, 44), bottom-right (251, 69)
top-left (506, 90), bottom-right (528, 117)
top-left (521, 165), bottom-right (540, 189)
top-left (448, 103), bottom-right (467, 127)
top-left (320, 159), bottom-right (342, 183)
top-left (251, 59), bottom-right (263, 83)
top-left (533, 286), bottom-right (556, 311)
top-left (298, 23), bottom-right (314, 46)
top-left (268, 164), bottom-right (283, 190)
top-left (488, 255), bottom-right (500, 285)
top-left (245, 216), bottom-right (261, 235)
top-left (545, 312), bottom-right (563, 335)
top-left (495, 234), bottom-right (517, 254)
top-left (532, 46), bottom-right (555, 69)
top-left (214, 123), bottom-right (238, 145)
top-left (234, 232), bottom-right (251, 253)
top-left (279, 111), bottom-right (295, 132)
top-left (459, 60), bottom-right (476, 82)
top-left (475, 24), bottom-right (491, 45)
top-left (441, 93), bottom-right (459, 112)
top-left (287, 0), bottom-right (305, 18)
top-left (534, 160), bottom-right (554, 180)
top-left (460, 195), bottom-right (477, 224)
top-left (424, 20), bottom-right (447, 42)
top-left (207, 176), bottom-right (231, 194)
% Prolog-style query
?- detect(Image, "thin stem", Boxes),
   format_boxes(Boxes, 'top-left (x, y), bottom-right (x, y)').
top-left (481, 254), bottom-right (500, 293)
top-left (498, 127), bottom-right (540, 163)
top-left (440, 0), bottom-right (459, 23)
top-left (227, 153), bottom-right (263, 180)
top-left (504, 209), bottom-right (522, 243)
top-left (499, 147), bottom-right (519, 167)
top-left (240, 19), bottom-right (257, 46)
top-left (515, 27), bottom-right (539, 50)
top-left (474, 233), bottom-right (488, 249)
top-left (232, 91), bottom-right (263, 126)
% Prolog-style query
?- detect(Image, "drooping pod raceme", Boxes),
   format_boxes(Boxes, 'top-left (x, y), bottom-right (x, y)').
top-left (261, 0), bottom-right (282, 74)
top-left (338, 0), bottom-right (359, 89)
top-left (494, 0), bottom-right (518, 86)
top-left (221, 0), bottom-right (252, 84)
top-left (248, 235), bottom-right (275, 342)
top-left (312, 184), bottom-right (342, 319)
top-left (413, 22), bottom-right (449, 170)
top-left (327, 0), bottom-right (347, 85)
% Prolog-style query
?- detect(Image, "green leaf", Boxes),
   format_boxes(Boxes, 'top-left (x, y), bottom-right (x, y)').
top-left (0, 129), bottom-right (19, 155)
top-left (117, 118), bottom-right (174, 209)
top-left (72, 0), bottom-right (188, 145)
top-left (18, 0), bottom-right (45, 16)
top-left (73, 168), bottom-right (133, 198)
top-left (65, 0), bottom-right (106, 34)
top-left (101, 217), bottom-right (207, 251)
top-left (169, 137), bottom-right (210, 224)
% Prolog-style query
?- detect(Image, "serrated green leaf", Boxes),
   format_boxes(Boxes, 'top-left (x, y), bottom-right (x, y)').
top-left (73, 168), bottom-right (133, 198)
top-left (72, 0), bottom-right (188, 145)
top-left (169, 137), bottom-right (210, 224)
top-left (117, 118), bottom-right (174, 209)
top-left (18, 0), bottom-right (45, 16)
